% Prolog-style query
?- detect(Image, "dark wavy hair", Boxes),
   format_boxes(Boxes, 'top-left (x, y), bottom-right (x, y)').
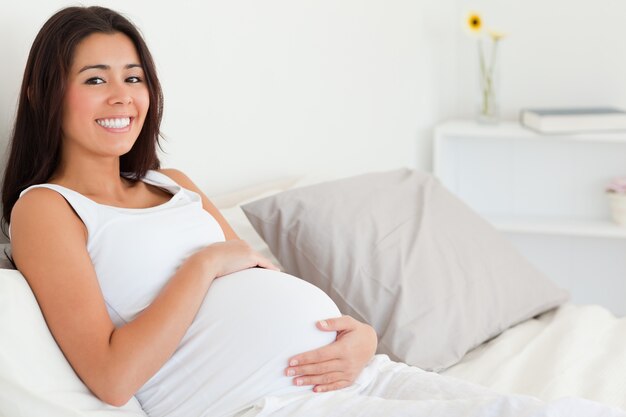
top-left (1, 6), bottom-right (163, 233)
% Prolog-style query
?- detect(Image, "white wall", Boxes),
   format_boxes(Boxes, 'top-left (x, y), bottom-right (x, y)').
top-left (1, 0), bottom-right (445, 196)
top-left (2, 0), bottom-right (626, 196)
top-left (454, 0), bottom-right (626, 119)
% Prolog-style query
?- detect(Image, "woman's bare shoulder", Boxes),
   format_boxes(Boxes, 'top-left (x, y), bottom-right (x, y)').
top-left (157, 168), bottom-right (198, 190)
top-left (11, 186), bottom-right (86, 247)
top-left (13, 186), bottom-right (79, 218)
top-left (13, 186), bottom-right (73, 218)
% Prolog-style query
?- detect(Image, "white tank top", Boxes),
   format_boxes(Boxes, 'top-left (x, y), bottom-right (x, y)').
top-left (19, 171), bottom-right (341, 417)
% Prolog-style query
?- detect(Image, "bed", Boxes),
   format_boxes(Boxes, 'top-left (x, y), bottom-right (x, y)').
top-left (1, 168), bottom-right (625, 416)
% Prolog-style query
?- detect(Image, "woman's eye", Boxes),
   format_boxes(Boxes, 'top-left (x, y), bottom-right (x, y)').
top-left (126, 76), bottom-right (142, 83)
top-left (85, 77), bottom-right (105, 85)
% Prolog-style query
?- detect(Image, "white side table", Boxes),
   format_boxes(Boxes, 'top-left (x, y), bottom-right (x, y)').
top-left (433, 120), bottom-right (626, 317)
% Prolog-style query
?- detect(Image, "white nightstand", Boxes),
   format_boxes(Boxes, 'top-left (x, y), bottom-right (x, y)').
top-left (433, 120), bottom-right (626, 317)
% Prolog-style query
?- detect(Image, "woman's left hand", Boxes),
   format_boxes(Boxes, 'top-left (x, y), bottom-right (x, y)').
top-left (285, 315), bottom-right (378, 393)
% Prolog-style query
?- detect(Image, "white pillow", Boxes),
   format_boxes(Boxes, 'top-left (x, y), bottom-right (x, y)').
top-left (0, 268), bottom-right (147, 417)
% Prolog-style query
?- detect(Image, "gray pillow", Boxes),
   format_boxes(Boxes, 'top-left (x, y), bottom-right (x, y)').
top-left (0, 244), bottom-right (15, 270)
top-left (241, 169), bottom-right (568, 371)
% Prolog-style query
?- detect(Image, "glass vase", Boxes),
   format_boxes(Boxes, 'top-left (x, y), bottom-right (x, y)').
top-left (475, 40), bottom-right (500, 124)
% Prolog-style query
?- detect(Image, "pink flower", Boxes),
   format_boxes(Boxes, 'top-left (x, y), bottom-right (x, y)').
top-left (606, 177), bottom-right (626, 193)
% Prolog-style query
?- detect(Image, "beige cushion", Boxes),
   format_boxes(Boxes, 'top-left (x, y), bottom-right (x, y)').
top-left (242, 169), bottom-right (568, 371)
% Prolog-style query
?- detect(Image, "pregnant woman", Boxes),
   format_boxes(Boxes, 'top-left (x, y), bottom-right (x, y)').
top-left (3, 6), bottom-right (624, 417)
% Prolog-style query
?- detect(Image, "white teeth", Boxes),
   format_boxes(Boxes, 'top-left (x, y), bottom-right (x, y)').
top-left (96, 117), bottom-right (131, 129)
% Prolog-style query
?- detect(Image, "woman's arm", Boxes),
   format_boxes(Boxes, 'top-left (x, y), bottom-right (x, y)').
top-left (11, 188), bottom-right (275, 406)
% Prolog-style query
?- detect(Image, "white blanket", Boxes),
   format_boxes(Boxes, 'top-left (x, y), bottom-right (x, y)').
top-left (240, 355), bottom-right (625, 417)
top-left (442, 304), bottom-right (626, 411)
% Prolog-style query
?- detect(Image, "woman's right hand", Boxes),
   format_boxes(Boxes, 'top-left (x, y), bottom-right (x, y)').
top-left (188, 239), bottom-right (280, 279)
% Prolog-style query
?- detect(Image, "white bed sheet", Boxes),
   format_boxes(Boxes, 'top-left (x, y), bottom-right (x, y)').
top-left (239, 355), bottom-right (624, 417)
top-left (441, 303), bottom-right (626, 410)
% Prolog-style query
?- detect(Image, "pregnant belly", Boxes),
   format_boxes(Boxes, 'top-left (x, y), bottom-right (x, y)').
top-left (137, 268), bottom-right (341, 417)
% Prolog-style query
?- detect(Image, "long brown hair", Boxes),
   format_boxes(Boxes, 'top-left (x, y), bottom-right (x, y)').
top-left (1, 6), bottom-right (164, 233)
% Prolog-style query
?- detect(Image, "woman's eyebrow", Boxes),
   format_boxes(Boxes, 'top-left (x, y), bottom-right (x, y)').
top-left (78, 63), bottom-right (143, 73)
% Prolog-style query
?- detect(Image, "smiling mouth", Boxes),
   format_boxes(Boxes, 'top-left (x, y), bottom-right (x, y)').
top-left (96, 117), bottom-right (132, 129)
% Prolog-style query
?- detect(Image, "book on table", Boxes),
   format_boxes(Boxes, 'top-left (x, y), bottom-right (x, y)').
top-left (519, 107), bottom-right (626, 134)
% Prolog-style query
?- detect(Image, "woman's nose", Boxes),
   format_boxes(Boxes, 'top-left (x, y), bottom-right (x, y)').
top-left (107, 82), bottom-right (133, 105)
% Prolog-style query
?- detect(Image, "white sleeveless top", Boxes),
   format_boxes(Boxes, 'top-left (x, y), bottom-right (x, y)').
top-left (20, 171), bottom-right (341, 417)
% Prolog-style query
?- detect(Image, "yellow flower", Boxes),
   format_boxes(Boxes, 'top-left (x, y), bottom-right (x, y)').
top-left (463, 11), bottom-right (507, 121)
top-left (488, 30), bottom-right (506, 42)
top-left (467, 12), bottom-right (482, 33)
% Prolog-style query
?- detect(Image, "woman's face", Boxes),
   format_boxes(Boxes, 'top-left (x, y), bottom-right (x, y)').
top-left (61, 32), bottom-right (150, 161)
